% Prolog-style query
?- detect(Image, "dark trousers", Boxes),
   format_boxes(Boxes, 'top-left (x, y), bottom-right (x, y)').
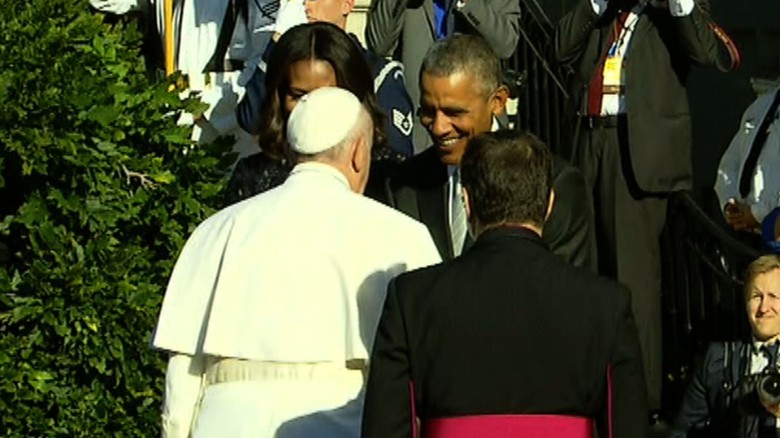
top-left (575, 116), bottom-right (666, 411)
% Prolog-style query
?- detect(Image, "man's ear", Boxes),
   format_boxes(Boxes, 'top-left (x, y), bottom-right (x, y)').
top-left (342, 0), bottom-right (356, 15)
top-left (490, 85), bottom-right (510, 117)
top-left (463, 186), bottom-right (481, 237)
top-left (462, 186), bottom-right (472, 221)
top-left (545, 189), bottom-right (556, 222)
top-left (350, 135), bottom-right (368, 173)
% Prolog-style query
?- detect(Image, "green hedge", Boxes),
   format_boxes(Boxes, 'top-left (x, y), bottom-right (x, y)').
top-left (0, 0), bottom-right (231, 435)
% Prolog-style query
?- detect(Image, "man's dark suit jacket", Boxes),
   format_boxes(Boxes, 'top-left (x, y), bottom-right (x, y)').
top-left (385, 146), bottom-right (598, 271)
top-left (671, 342), bottom-right (771, 438)
top-left (362, 226), bottom-right (648, 438)
top-left (554, 0), bottom-right (718, 193)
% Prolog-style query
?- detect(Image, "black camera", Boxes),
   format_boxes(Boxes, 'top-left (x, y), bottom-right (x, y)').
top-left (757, 371), bottom-right (780, 406)
top-left (735, 370), bottom-right (780, 410)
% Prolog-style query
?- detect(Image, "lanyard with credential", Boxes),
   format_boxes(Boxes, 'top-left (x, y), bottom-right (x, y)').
top-left (602, 10), bottom-right (639, 92)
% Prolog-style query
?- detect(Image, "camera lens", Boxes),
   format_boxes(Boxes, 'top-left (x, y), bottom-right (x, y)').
top-left (758, 374), bottom-right (780, 405)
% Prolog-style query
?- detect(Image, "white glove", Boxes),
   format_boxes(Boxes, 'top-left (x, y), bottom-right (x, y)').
top-left (259, 0), bottom-right (307, 36)
top-left (89, 0), bottom-right (139, 15)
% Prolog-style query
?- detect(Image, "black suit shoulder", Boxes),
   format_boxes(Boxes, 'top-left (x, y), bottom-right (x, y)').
top-left (544, 157), bottom-right (598, 271)
top-left (395, 230), bottom-right (624, 323)
top-left (387, 146), bottom-right (446, 191)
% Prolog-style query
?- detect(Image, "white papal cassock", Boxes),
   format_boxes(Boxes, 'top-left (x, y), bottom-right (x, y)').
top-left (152, 161), bottom-right (441, 437)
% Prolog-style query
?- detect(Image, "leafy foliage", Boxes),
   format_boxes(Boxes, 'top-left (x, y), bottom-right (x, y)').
top-left (0, 0), bottom-right (230, 435)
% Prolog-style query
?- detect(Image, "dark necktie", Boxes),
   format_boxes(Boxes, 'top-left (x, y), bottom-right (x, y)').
top-left (586, 11), bottom-right (629, 116)
top-left (765, 343), bottom-right (779, 366)
top-left (739, 89), bottom-right (780, 198)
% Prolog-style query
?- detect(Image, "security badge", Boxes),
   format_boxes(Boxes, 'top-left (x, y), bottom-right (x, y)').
top-left (602, 44), bottom-right (624, 95)
top-left (602, 10), bottom-right (641, 95)
top-left (392, 109), bottom-right (413, 136)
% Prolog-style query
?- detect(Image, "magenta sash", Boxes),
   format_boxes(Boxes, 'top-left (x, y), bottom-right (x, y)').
top-left (423, 414), bottom-right (594, 438)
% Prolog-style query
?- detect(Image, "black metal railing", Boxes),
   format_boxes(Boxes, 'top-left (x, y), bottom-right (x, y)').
top-left (508, 0), bottom-right (573, 154)
top-left (660, 190), bottom-right (761, 412)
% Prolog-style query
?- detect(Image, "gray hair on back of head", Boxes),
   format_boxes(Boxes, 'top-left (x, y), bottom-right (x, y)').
top-left (420, 34), bottom-right (502, 98)
top-left (315, 105), bottom-right (374, 161)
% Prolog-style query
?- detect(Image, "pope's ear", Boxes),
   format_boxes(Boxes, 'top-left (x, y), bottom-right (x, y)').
top-left (350, 135), bottom-right (369, 173)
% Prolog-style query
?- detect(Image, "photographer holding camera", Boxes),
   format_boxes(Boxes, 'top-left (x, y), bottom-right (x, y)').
top-left (671, 255), bottom-right (780, 438)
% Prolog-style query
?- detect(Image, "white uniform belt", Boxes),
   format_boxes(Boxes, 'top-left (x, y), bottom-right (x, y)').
top-left (204, 359), bottom-right (366, 386)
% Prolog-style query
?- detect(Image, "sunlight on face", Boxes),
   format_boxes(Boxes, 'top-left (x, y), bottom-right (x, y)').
top-left (418, 71), bottom-right (497, 166)
top-left (747, 269), bottom-right (780, 342)
top-left (283, 59), bottom-right (338, 115)
top-left (304, 0), bottom-right (350, 25)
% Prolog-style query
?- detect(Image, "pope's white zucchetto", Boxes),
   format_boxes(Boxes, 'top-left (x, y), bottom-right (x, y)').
top-left (286, 87), bottom-right (363, 155)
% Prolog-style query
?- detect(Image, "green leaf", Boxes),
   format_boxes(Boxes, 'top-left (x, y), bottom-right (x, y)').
top-left (37, 221), bottom-right (63, 253)
top-left (16, 197), bottom-right (48, 227)
top-left (82, 105), bottom-right (120, 127)
top-left (96, 140), bottom-right (116, 153)
top-left (151, 171), bottom-right (175, 185)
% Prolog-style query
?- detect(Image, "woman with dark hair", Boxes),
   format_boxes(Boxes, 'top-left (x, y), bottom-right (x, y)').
top-left (225, 22), bottom-right (400, 206)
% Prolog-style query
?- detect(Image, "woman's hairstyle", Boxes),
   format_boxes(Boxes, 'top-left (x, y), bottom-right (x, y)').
top-left (255, 22), bottom-right (386, 160)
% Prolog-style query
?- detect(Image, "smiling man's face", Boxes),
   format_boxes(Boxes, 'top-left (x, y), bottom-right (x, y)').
top-left (747, 268), bottom-right (780, 343)
top-left (418, 71), bottom-right (503, 166)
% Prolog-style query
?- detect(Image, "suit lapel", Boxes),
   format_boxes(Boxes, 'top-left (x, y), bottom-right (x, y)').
top-left (413, 148), bottom-right (452, 259)
top-left (629, 10), bottom-right (652, 52)
top-left (417, 182), bottom-right (452, 259)
top-left (423, 0), bottom-right (437, 39)
top-left (592, 7), bottom-right (621, 58)
top-left (444, 0), bottom-right (456, 37)
top-left (390, 147), bottom-right (452, 259)
top-left (597, 22), bottom-right (613, 57)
